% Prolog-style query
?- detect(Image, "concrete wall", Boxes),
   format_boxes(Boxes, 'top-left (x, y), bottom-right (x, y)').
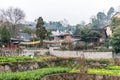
top-left (20, 48), bottom-right (113, 59)
top-left (20, 49), bottom-right (49, 56)
top-left (49, 47), bottom-right (113, 59)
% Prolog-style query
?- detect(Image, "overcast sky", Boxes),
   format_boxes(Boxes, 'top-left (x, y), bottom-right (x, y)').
top-left (0, 0), bottom-right (120, 25)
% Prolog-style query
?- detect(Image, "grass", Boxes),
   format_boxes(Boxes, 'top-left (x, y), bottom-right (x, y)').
top-left (88, 69), bottom-right (120, 75)
top-left (0, 56), bottom-right (32, 62)
top-left (0, 67), bottom-right (70, 80)
top-left (0, 56), bottom-right (56, 63)
top-left (70, 65), bottom-right (120, 76)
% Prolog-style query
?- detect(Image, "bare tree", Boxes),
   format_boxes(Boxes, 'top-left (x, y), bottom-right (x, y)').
top-left (0, 7), bottom-right (25, 38)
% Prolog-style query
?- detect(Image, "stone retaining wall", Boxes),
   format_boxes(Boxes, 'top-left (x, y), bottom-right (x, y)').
top-left (1, 58), bottom-right (120, 72)
top-left (42, 73), bottom-right (120, 80)
top-left (0, 58), bottom-right (109, 72)
top-left (0, 61), bottom-right (48, 72)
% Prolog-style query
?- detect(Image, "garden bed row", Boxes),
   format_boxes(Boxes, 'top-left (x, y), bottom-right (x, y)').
top-left (0, 67), bottom-right (70, 80)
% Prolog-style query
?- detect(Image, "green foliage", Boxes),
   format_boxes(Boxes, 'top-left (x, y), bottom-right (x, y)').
top-left (91, 17), bottom-right (101, 29)
top-left (90, 7), bottom-right (115, 29)
top-left (79, 28), bottom-right (89, 42)
top-left (86, 59), bottom-right (110, 65)
top-left (0, 56), bottom-right (32, 62)
top-left (1, 26), bottom-right (11, 43)
top-left (96, 46), bottom-right (110, 52)
top-left (0, 56), bottom-right (55, 62)
top-left (79, 29), bottom-right (101, 42)
top-left (110, 27), bottom-right (120, 53)
top-left (74, 23), bottom-right (88, 34)
top-left (0, 67), bottom-right (70, 80)
top-left (110, 20), bottom-right (120, 55)
top-left (97, 12), bottom-right (106, 21)
top-left (36, 17), bottom-right (47, 46)
top-left (46, 30), bottom-right (52, 40)
top-left (88, 65), bottom-right (120, 75)
top-left (88, 30), bottom-right (101, 37)
top-left (0, 7), bottom-right (25, 38)
top-left (22, 26), bottom-right (34, 35)
top-left (107, 7), bottom-right (115, 20)
top-left (30, 37), bottom-right (39, 41)
top-left (111, 17), bottom-right (120, 30)
top-left (70, 65), bottom-right (120, 75)
top-left (104, 40), bottom-right (110, 48)
top-left (61, 46), bottom-right (68, 50)
top-left (106, 65), bottom-right (120, 70)
top-left (88, 69), bottom-right (120, 75)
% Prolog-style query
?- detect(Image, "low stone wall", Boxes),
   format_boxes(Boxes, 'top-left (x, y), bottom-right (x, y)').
top-left (49, 48), bottom-right (113, 59)
top-left (0, 61), bottom-right (48, 72)
top-left (42, 73), bottom-right (120, 80)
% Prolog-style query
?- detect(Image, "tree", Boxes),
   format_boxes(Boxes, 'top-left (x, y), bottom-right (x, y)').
top-left (46, 30), bottom-right (52, 40)
top-left (79, 28), bottom-right (89, 42)
top-left (74, 21), bottom-right (89, 35)
top-left (97, 12), bottom-right (106, 21)
top-left (110, 27), bottom-right (120, 53)
top-left (79, 28), bottom-right (101, 42)
top-left (22, 26), bottom-right (33, 35)
top-left (90, 7), bottom-right (115, 29)
top-left (90, 16), bottom-right (101, 29)
top-left (36, 17), bottom-right (47, 47)
top-left (110, 17), bottom-right (120, 31)
top-left (107, 7), bottom-right (115, 20)
top-left (1, 26), bottom-right (11, 43)
top-left (0, 7), bottom-right (25, 38)
top-left (96, 12), bottom-right (107, 27)
top-left (88, 30), bottom-right (101, 37)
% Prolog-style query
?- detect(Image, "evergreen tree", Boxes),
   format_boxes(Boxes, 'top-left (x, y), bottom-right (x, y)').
top-left (36, 17), bottom-right (47, 46)
top-left (1, 26), bottom-right (11, 43)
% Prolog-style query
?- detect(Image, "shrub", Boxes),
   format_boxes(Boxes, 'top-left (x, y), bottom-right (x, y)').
top-left (0, 56), bottom-right (32, 62)
top-left (106, 65), bottom-right (120, 70)
top-left (0, 67), bottom-right (70, 80)
top-left (61, 46), bottom-right (68, 50)
top-left (96, 46), bottom-right (110, 52)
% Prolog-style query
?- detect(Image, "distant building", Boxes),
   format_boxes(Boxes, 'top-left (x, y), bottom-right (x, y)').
top-left (51, 31), bottom-right (72, 42)
top-left (5, 38), bottom-right (21, 50)
top-left (104, 25), bottom-right (112, 36)
top-left (112, 12), bottom-right (120, 18)
top-left (23, 21), bottom-right (36, 29)
top-left (105, 12), bottom-right (120, 37)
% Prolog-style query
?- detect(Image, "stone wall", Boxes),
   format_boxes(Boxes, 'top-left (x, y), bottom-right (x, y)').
top-left (1, 58), bottom-right (120, 72)
top-left (0, 61), bottom-right (48, 72)
top-left (42, 73), bottom-right (120, 80)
